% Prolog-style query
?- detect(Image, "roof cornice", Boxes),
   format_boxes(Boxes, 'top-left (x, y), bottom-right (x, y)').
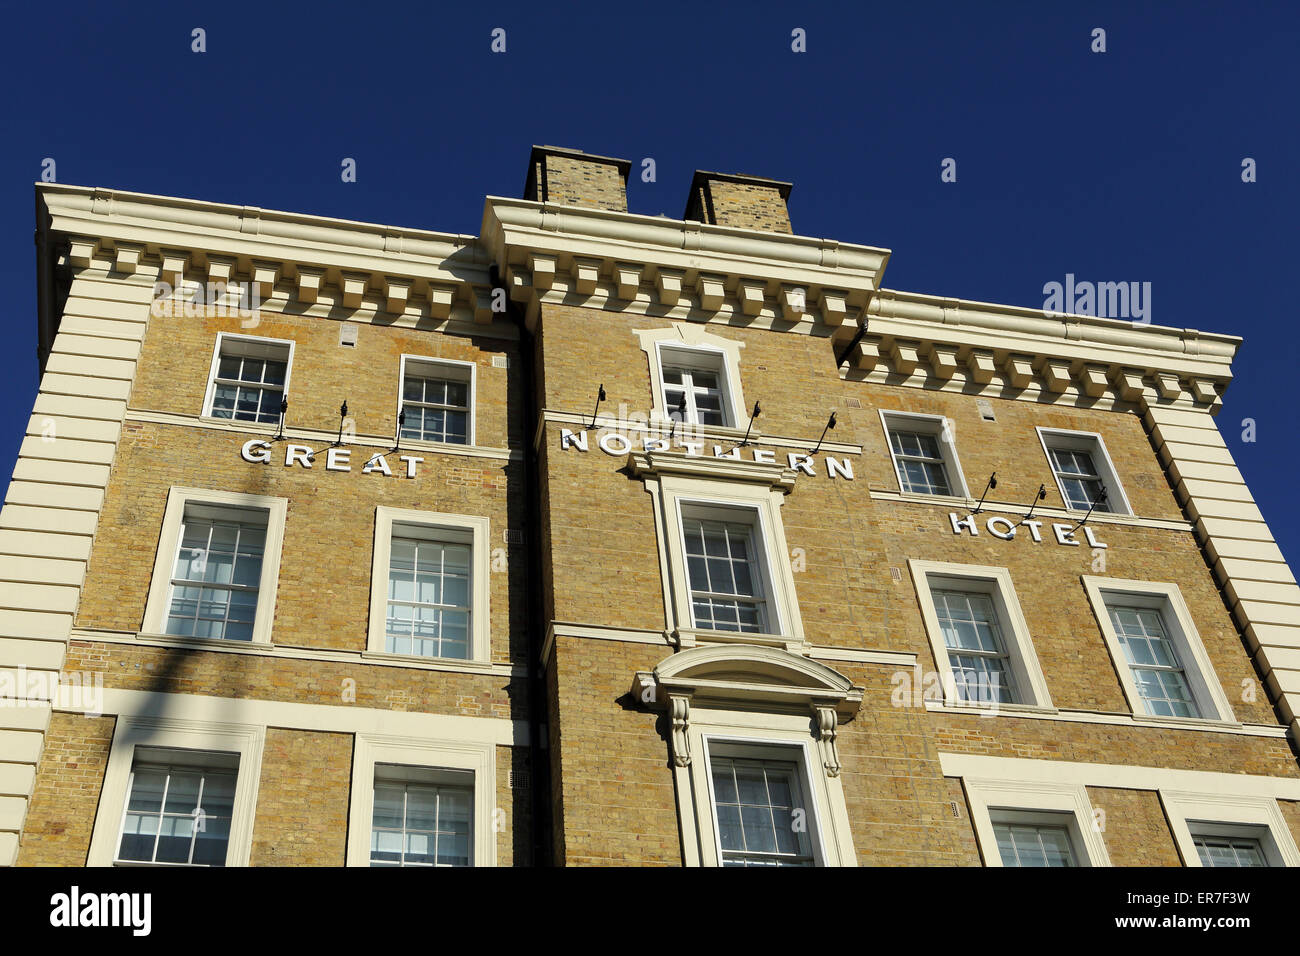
top-left (36, 183), bottom-right (501, 331)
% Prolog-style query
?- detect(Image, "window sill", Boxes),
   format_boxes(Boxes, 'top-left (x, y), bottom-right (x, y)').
top-left (360, 649), bottom-right (496, 672)
top-left (138, 631), bottom-right (270, 651)
top-left (923, 700), bottom-right (1272, 737)
top-left (1131, 712), bottom-right (1242, 733)
top-left (926, 699), bottom-right (1058, 718)
top-left (672, 627), bottom-right (807, 654)
top-left (70, 627), bottom-right (524, 678)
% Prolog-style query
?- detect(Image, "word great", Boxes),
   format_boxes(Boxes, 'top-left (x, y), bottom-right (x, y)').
top-left (559, 429), bottom-right (855, 480)
top-left (949, 512), bottom-right (1107, 548)
top-left (241, 439), bottom-right (422, 478)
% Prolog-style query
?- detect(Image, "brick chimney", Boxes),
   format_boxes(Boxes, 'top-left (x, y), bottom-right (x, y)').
top-left (684, 170), bottom-right (793, 234)
top-left (523, 145), bottom-right (630, 213)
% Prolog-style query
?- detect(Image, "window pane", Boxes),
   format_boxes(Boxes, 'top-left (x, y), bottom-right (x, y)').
top-left (118, 761), bottom-right (235, 867)
top-left (370, 775), bottom-right (473, 867)
top-left (994, 821), bottom-right (1077, 867)
top-left (710, 757), bottom-right (813, 866)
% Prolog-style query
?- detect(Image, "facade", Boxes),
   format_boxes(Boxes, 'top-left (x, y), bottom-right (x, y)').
top-left (3, 145), bottom-right (1300, 867)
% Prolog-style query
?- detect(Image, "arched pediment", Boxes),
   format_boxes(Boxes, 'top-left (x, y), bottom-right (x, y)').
top-left (631, 644), bottom-right (864, 776)
top-left (634, 644), bottom-right (863, 718)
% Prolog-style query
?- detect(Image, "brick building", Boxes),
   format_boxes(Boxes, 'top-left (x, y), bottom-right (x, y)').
top-left (3, 144), bottom-right (1300, 867)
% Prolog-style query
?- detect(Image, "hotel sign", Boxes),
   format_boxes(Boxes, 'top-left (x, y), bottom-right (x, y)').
top-left (948, 511), bottom-right (1107, 548)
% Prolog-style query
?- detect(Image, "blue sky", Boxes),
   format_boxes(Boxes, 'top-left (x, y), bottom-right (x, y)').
top-left (1, 1), bottom-right (1296, 562)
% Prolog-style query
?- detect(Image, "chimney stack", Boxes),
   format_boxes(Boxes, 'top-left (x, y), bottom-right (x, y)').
top-left (523, 145), bottom-right (630, 213)
top-left (684, 170), bottom-right (793, 234)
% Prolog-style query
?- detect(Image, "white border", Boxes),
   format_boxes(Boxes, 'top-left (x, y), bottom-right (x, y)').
top-left (368, 506), bottom-right (492, 663)
top-left (1081, 575), bottom-right (1237, 725)
top-left (1161, 790), bottom-right (1300, 867)
top-left (86, 716), bottom-right (265, 867)
top-left (200, 332), bottom-right (295, 421)
top-left (1036, 427), bottom-right (1133, 516)
top-left (879, 409), bottom-right (972, 498)
top-left (397, 354), bottom-right (477, 447)
top-left (674, 708), bottom-right (856, 867)
top-left (634, 323), bottom-right (747, 429)
top-left (647, 474), bottom-right (804, 646)
top-left (962, 777), bottom-right (1109, 867)
top-left (345, 732), bottom-right (496, 867)
top-left (908, 559), bottom-right (1054, 711)
top-left (141, 486), bottom-right (289, 645)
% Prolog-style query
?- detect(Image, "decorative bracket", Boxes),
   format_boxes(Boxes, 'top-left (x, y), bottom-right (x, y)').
top-left (668, 694), bottom-right (691, 767)
top-left (813, 704), bottom-right (842, 777)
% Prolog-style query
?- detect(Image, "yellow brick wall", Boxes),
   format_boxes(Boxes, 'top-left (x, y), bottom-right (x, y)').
top-left (133, 306), bottom-right (522, 446)
top-left (701, 180), bottom-right (792, 234)
top-left (250, 728), bottom-right (352, 865)
top-left (17, 713), bottom-right (115, 866)
top-left (535, 302), bottom-right (1300, 864)
top-left (535, 155), bottom-right (627, 212)
top-left (1087, 787), bottom-right (1184, 866)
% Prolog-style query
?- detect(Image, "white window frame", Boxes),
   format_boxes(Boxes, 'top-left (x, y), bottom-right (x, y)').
top-left (367, 506), bottom-right (491, 663)
top-left (1161, 791), bottom-right (1300, 867)
top-left (910, 560), bottom-right (1054, 712)
top-left (345, 732), bottom-right (496, 867)
top-left (635, 323), bottom-right (748, 431)
top-left (880, 410), bottom-right (971, 499)
top-left (141, 487), bottom-right (289, 645)
top-left (680, 715), bottom-right (855, 866)
top-left (200, 332), bottom-right (295, 424)
top-left (1082, 576), bottom-right (1237, 725)
top-left (397, 354), bottom-right (477, 447)
top-left (677, 501), bottom-right (777, 636)
top-left (654, 343), bottom-right (739, 428)
top-left (86, 716), bottom-right (265, 867)
top-left (647, 473), bottom-right (803, 647)
top-left (963, 778), bottom-right (1109, 867)
top-left (1036, 427), bottom-right (1133, 516)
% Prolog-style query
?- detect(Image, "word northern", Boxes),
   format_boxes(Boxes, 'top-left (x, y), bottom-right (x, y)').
top-left (949, 511), bottom-right (1108, 548)
top-left (241, 439), bottom-right (423, 478)
top-left (559, 428), bottom-right (856, 479)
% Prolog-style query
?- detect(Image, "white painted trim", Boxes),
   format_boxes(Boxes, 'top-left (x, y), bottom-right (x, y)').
top-left (962, 776), bottom-right (1109, 866)
top-left (141, 486), bottom-right (289, 645)
top-left (86, 715), bottom-right (265, 867)
top-left (1081, 575), bottom-right (1238, 725)
top-left (922, 700), bottom-right (1287, 738)
top-left (635, 323), bottom-right (747, 429)
top-left (368, 506), bottom-right (491, 663)
top-left (939, 752), bottom-right (1300, 800)
top-left (55, 687), bottom-right (525, 745)
top-left (645, 473), bottom-right (804, 643)
top-left (397, 354), bottom-right (477, 447)
top-left (654, 341), bottom-right (741, 428)
top-left (199, 332), bottom-right (295, 423)
top-left (346, 732), bottom-right (496, 867)
top-left (673, 708), bottom-right (856, 867)
top-left (1036, 427), bottom-right (1134, 516)
top-left (879, 409), bottom-right (972, 498)
top-left (1161, 790), bottom-right (1300, 867)
top-left (69, 627), bottom-right (524, 678)
top-left (909, 560), bottom-right (1054, 710)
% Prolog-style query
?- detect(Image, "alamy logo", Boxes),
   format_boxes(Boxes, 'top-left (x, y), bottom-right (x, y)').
top-left (1042, 273), bottom-right (1151, 324)
top-left (49, 886), bottom-right (151, 936)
